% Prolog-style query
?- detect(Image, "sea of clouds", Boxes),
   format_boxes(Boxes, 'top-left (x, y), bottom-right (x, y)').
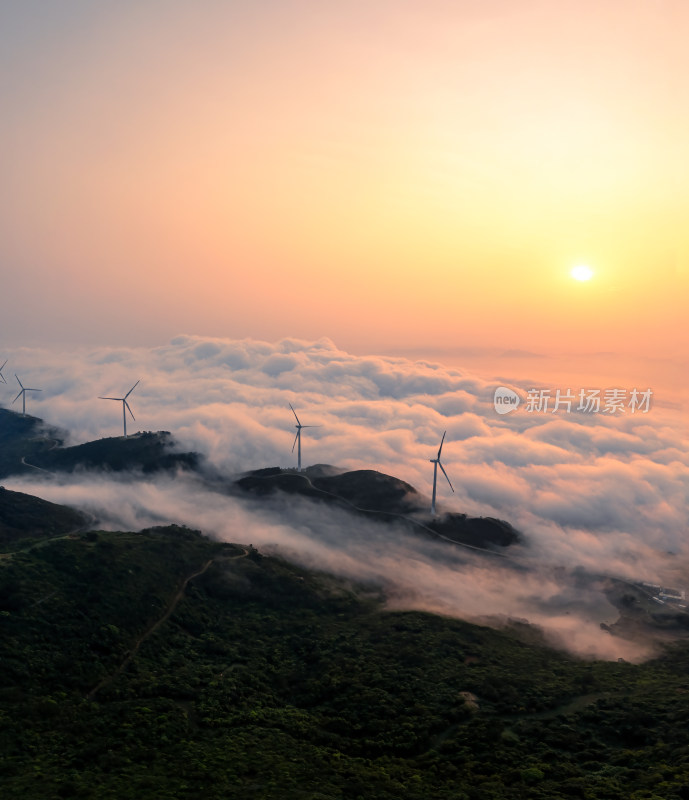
top-left (3, 335), bottom-right (688, 660)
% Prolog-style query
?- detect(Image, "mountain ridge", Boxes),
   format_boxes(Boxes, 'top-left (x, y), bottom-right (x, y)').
top-left (237, 466), bottom-right (521, 550)
top-left (1, 407), bottom-right (520, 552)
top-left (0, 408), bottom-right (199, 478)
top-left (2, 518), bottom-right (689, 798)
top-left (3, 409), bottom-right (689, 796)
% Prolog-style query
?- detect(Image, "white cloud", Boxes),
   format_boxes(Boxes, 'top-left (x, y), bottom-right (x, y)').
top-left (3, 335), bottom-right (687, 660)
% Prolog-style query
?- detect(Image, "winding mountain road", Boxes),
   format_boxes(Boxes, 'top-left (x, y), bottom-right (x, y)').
top-left (255, 472), bottom-right (509, 559)
top-left (86, 547), bottom-right (249, 699)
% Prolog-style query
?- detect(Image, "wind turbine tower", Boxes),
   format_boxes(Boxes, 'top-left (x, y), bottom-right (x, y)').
top-left (13, 374), bottom-right (42, 416)
top-left (0, 360), bottom-right (7, 384)
top-left (99, 380), bottom-right (140, 438)
top-left (430, 431), bottom-right (454, 516)
top-left (289, 403), bottom-right (319, 472)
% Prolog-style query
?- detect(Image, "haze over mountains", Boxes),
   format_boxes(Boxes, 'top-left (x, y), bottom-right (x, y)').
top-left (3, 338), bottom-right (686, 582)
top-left (5, 512), bottom-right (689, 799)
top-left (2, 368), bottom-right (686, 663)
top-left (2, 341), bottom-right (689, 796)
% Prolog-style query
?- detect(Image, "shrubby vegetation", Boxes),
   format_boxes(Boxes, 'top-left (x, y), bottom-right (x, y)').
top-left (2, 525), bottom-right (689, 798)
top-left (238, 467), bottom-right (521, 549)
top-left (0, 409), bottom-right (63, 479)
top-left (0, 488), bottom-right (88, 549)
top-left (34, 431), bottom-right (199, 474)
top-left (0, 408), bottom-right (198, 478)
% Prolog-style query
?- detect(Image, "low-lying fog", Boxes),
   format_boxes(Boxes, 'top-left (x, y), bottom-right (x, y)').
top-left (5, 336), bottom-right (688, 662)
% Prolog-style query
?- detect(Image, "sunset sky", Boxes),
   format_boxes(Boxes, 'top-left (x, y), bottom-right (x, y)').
top-left (2, 1), bottom-right (687, 398)
top-left (2, 2), bottom-right (688, 658)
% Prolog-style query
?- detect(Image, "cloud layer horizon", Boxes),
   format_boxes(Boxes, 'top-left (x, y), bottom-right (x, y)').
top-left (4, 335), bottom-right (687, 661)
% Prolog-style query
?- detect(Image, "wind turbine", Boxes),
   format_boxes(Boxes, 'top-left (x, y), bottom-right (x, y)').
top-left (99, 380), bottom-right (140, 438)
top-left (13, 374), bottom-right (42, 416)
top-left (289, 404), bottom-right (319, 472)
top-left (429, 431), bottom-right (454, 516)
top-left (0, 360), bottom-right (7, 384)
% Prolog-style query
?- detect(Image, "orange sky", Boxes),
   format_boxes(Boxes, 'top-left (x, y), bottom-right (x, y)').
top-left (1, 1), bottom-right (687, 395)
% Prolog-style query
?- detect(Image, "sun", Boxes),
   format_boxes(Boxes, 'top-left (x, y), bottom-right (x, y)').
top-left (570, 264), bottom-right (594, 281)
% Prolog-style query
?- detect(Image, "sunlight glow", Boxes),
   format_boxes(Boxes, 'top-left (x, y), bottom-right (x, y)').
top-left (571, 265), bottom-right (594, 282)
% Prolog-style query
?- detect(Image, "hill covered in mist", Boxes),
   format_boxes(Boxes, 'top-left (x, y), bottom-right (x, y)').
top-left (3, 406), bottom-right (687, 656)
top-left (1, 407), bottom-right (520, 552)
top-left (0, 409), bottom-right (64, 479)
top-left (237, 466), bottom-right (521, 550)
top-left (2, 513), bottom-right (689, 798)
top-left (3, 407), bottom-right (689, 796)
top-left (0, 487), bottom-right (89, 547)
top-left (0, 408), bottom-right (199, 478)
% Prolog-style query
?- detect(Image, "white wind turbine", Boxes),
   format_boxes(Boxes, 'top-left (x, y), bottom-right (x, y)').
top-left (289, 404), bottom-right (319, 472)
top-left (13, 374), bottom-right (42, 416)
top-left (99, 380), bottom-right (140, 438)
top-left (429, 431), bottom-right (454, 516)
top-left (0, 360), bottom-right (7, 384)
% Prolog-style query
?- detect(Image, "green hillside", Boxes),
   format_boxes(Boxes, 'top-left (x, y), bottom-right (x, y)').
top-left (0, 487), bottom-right (88, 549)
top-left (0, 408), bottom-right (64, 478)
top-left (33, 431), bottom-right (200, 474)
top-left (237, 467), bottom-right (520, 549)
top-left (0, 408), bottom-right (199, 477)
top-left (2, 519), bottom-right (689, 799)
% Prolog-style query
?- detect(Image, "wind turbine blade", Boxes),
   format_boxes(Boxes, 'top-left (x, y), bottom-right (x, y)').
top-left (289, 403), bottom-right (301, 426)
top-left (15, 374), bottom-right (24, 390)
top-left (125, 380), bottom-right (140, 399)
top-left (0, 360), bottom-right (6, 370)
top-left (301, 425), bottom-right (321, 429)
top-left (25, 388), bottom-right (41, 392)
top-left (124, 400), bottom-right (136, 420)
top-left (437, 430), bottom-right (447, 459)
top-left (12, 390), bottom-right (23, 404)
top-left (291, 431), bottom-right (299, 453)
top-left (438, 462), bottom-right (454, 492)
top-left (98, 396), bottom-right (122, 401)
